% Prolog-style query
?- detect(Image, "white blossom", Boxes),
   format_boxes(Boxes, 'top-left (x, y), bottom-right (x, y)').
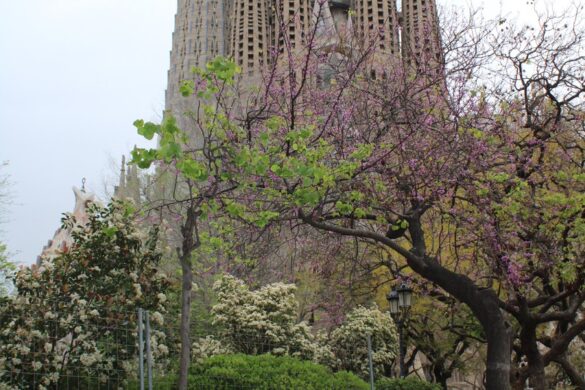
top-left (157, 344), bottom-right (169, 355)
top-left (150, 311), bottom-right (164, 326)
top-left (79, 351), bottom-right (102, 367)
top-left (157, 293), bottom-right (167, 303)
top-left (43, 311), bottom-right (57, 320)
top-left (133, 283), bottom-right (142, 299)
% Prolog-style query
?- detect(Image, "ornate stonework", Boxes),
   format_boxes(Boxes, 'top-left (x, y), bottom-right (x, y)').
top-left (164, 0), bottom-right (443, 139)
top-left (37, 187), bottom-right (97, 265)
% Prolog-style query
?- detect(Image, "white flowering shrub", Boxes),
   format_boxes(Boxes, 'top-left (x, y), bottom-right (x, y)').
top-left (0, 201), bottom-right (170, 388)
top-left (192, 276), bottom-right (398, 380)
top-left (194, 275), bottom-right (320, 360)
top-left (328, 306), bottom-right (398, 379)
top-left (191, 336), bottom-right (233, 364)
top-left (0, 242), bottom-right (15, 297)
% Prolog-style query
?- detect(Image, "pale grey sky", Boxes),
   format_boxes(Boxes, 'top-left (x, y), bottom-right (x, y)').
top-left (0, 0), bottom-right (176, 265)
top-left (0, 0), bottom-right (567, 266)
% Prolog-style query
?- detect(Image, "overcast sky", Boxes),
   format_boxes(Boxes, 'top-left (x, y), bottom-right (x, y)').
top-left (0, 0), bottom-right (569, 266)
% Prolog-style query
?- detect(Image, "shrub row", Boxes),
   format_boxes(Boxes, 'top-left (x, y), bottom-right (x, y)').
top-left (139, 354), bottom-right (441, 389)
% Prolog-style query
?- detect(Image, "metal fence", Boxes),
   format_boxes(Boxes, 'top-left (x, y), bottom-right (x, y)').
top-left (0, 303), bottom-right (147, 389)
top-left (0, 303), bottom-right (381, 389)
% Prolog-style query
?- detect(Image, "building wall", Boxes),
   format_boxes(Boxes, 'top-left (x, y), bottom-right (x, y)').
top-left (166, 0), bottom-right (444, 97)
top-left (354, 0), bottom-right (400, 55)
top-left (228, 0), bottom-right (270, 75)
top-left (401, 0), bottom-right (442, 69)
top-left (165, 0), bottom-right (228, 141)
top-left (164, 0), bottom-right (444, 139)
top-left (271, 0), bottom-right (312, 53)
top-left (166, 0), bottom-right (228, 101)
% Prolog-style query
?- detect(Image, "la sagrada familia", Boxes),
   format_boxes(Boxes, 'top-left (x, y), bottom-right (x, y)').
top-left (39, 0), bottom-right (444, 264)
top-left (165, 0), bottom-right (443, 133)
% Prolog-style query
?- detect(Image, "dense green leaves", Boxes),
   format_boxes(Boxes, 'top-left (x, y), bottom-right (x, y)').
top-left (375, 378), bottom-right (441, 390)
top-left (177, 159), bottom-right (208, 182)
top-left (188, 354), bottom-right (368, 390)
top-left (134, 119), bottom-right (160, 140)
top-left (131, 147), bottom-right (158, 169)
top-left (0, 201), bottom-right (170, 388)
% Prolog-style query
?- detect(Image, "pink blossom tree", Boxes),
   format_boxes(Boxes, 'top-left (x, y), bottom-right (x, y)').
top-left (131, 4), bottom-right (584, 389)
top-left (215, 5), bottom-right (583, 389)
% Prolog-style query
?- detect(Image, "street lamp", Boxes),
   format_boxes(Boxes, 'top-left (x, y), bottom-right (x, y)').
top-left (387, 283), bottom-right (413, 378)
top-left (397, 283), bottom-right (413, 308)
top-left (388, 290), bottom-right (399, 315)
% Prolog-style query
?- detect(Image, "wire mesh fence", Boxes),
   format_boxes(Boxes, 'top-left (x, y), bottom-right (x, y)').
top-left (0, 301), bottom-right (146, 389)
top-left (0, 302), bottom-right (379, 389)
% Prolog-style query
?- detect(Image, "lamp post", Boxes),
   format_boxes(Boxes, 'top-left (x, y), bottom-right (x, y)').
top-left (387, 283), bottom-right (413, 378)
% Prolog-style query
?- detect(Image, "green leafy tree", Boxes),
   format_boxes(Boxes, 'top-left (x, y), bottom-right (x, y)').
top-left (0, 201), bottom-right (170, 388)
top-left (200, 8), bottom-right (584, 389)
top-left (131, 57), bottom-right (257, 389)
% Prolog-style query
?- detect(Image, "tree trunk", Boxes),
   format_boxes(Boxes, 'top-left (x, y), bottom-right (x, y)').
top-left (555, 356), bottom-right (585, 389)
top-left (407, 259), bottom-right (512, 390)
top-left (433, 366), bottom-right (450, 390)
top-left (178, 254), bottom-right (193, 390)
top-left (481, 306), bottom-right (512, 390)
top-left (300, 213), bottom-right (513, 389)
top-left (178, 206), bottom-right (198, 390)
top-left (518, 323), bottom-right (547, 390)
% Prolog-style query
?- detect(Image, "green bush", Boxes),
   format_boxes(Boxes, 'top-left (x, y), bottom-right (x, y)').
top-left (188, 353), bottom-right (369, 389)
top-left (375, 377), bottom-right (441, 390)
top-left (126, 377), bottom-right (176, 390)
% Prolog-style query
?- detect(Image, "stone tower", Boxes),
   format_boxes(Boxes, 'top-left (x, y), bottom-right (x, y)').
top-left (228, 0), bottom-right (271, 76)
top-left (400, 0), bottom-right (443, 70)
top-left (164, 0), bottom-right (444, 136)
top-left (165, 0), bottom-right (229, 137)
top-left (353, 0), bottom-right (400, 55)
top-left (271, 0), bottom-right (313, 53)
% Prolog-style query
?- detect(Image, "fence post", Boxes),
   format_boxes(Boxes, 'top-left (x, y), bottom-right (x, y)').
top-left (367, 334), bottom-right (375, 390)
top-left (138, 308), bottom-right (145, 390)
top-left (145, 310), bottom-right (153, 390)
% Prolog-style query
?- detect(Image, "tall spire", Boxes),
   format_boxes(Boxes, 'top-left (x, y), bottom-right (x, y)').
top-left (228, 0), bottom-right (270, 75)
top-left (127, 164), bottom-right (141, 204)
top-left (272, 0), bottom-right (312, 53)
top-left (354, 0), bottom-right (400, 55)
top-left (114, 155), bottom-right (127, 199)
top-left (165, 0), bottom-right (228, 140)
top-left (312, 0), bottom-right (339, 51)
top-left (340, 11), bottom-right (353, 47)
top-left (400, 0), bottom-right (443, 72)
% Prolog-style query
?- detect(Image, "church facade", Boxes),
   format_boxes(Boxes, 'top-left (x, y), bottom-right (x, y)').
top-left (165, 0), bottom-right (443, 137)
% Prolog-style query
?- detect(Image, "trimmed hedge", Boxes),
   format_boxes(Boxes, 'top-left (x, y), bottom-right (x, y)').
top-left (187, 354), bottom-right (369, 389)
top-left (376, 377), bottom-right (441, 390)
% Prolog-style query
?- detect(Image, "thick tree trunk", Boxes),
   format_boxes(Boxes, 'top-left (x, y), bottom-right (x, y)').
top-left (178, 255), bottom-right (193, 390)
top-left (481, 306), bottom-right (512, 390)
top-left (408, 260), bottom-right (511, 390)
top-left (300, 213), bottom-right (512, 389)
top-left (178, 206), bottom-right (198, 390)
top-left (517, 323), bottom-right (547, 390)
top-left (555, 356), bottom-right (585, 389)
top-left (433, 367), bottom-right (450, 390)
